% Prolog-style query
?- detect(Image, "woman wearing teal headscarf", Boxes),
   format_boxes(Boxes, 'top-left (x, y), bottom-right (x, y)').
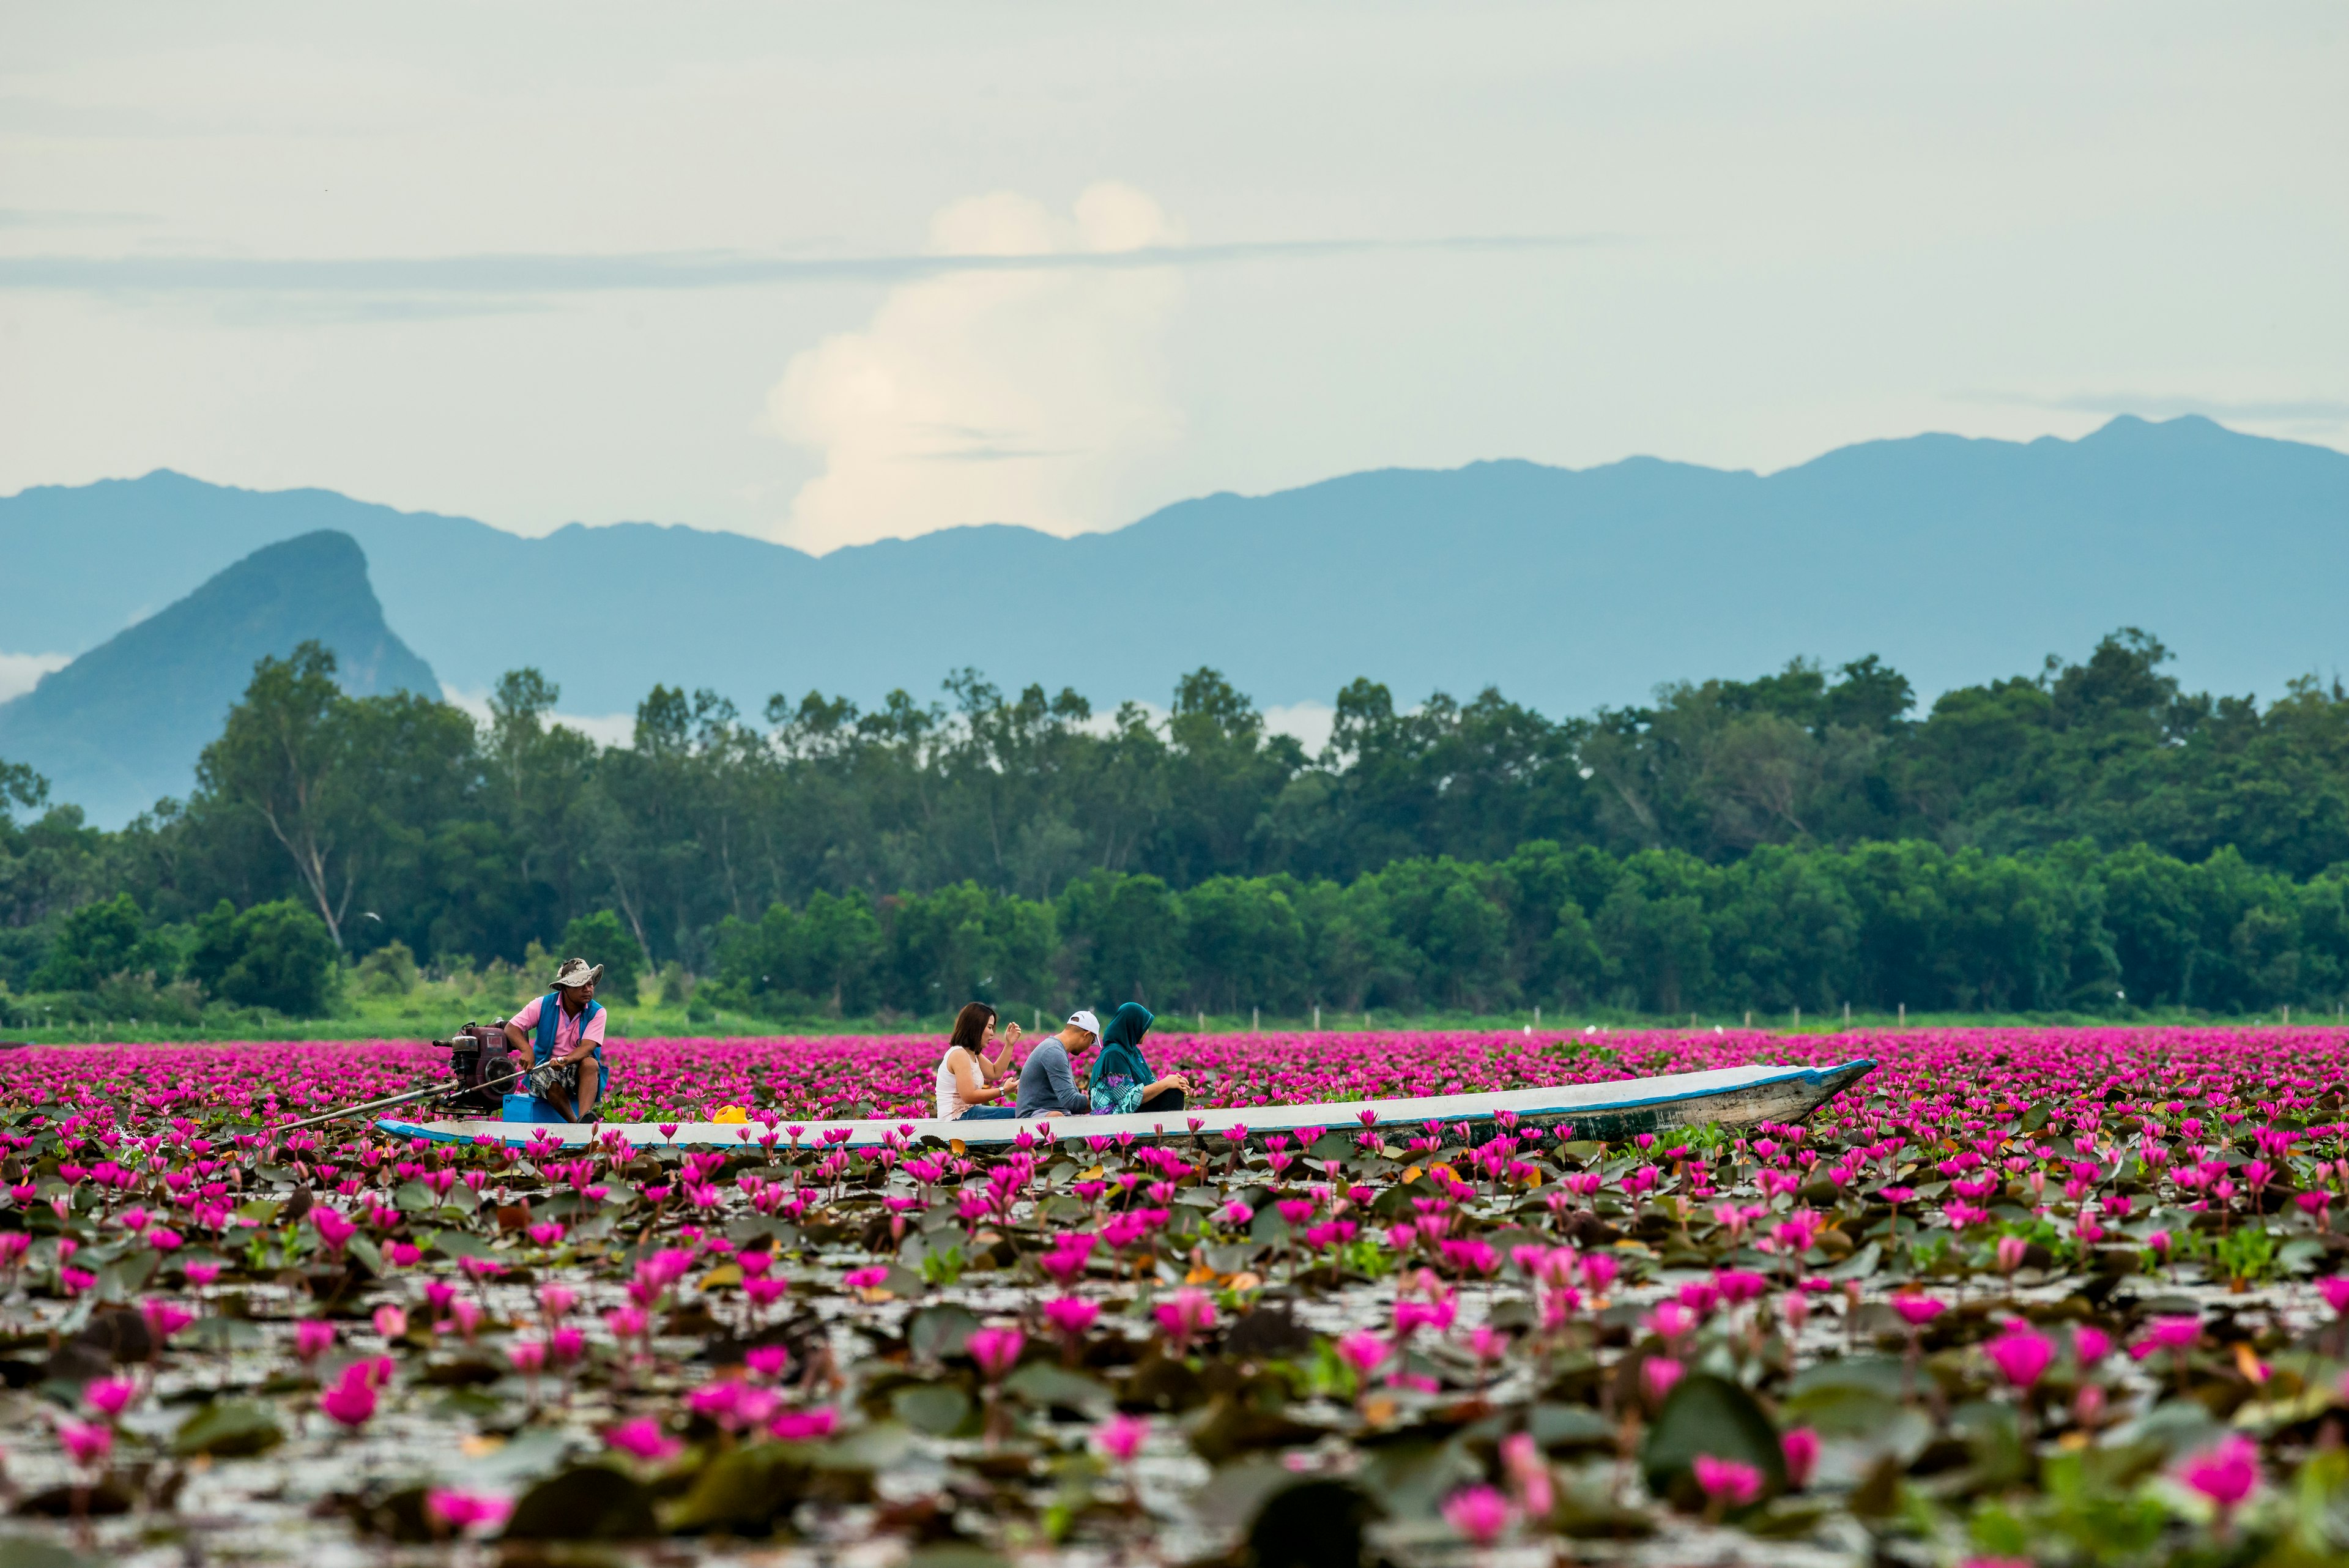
top-left (1088, 1002), bottom-right (1190, 1115)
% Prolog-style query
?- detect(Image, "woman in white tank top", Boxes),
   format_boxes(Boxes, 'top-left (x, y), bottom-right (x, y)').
top-left (934, 1001), bottom-right (1023, 1120)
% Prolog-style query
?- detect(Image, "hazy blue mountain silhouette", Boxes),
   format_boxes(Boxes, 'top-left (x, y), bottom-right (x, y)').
top-left (0, 531), bottom-right (436, 827)
top-left (1, 417), bottom-right (2343, 734)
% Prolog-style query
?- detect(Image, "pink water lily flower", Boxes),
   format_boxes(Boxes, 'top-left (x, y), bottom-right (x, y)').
top-left (1984, 1325), bottom-right (2055, 1389)
top-left (425, 1490), bottom-right (511, 1534)
top-left (605, 1417), bottom-right (681, 1462)
top-left (140, 1298), bottom-right (196, 1342)
top-left (1890, 1295), bottom-right (1946, 1328)
top-left (83, 1377), bottom-right (137, 1420)
top-left (2177, 1434), bottom-right (2258, 1519)
top-left (1781, 1427), bottom-right (1820, 1488)
top-left (1155, 1289), bottom-right (1217, 1351)
top-left (965, 1325), bottom-right (1025, 1379)
top-left (1093, 1411), bottom-right (1149, 1462)
top-left (318, 1366), bottom-right (378, 1429)
top-left (1441, 1483), bottom-right (1513, 1544)
top-left (57, 1419), bottom-right (113, 1468)
top-left (1500, 1430), bottom-right (1553, 1517)
top-left (2131, 1316), bottom-right (2202, 1359)
top-left (769, 1406), bottom-right (839, 1442)
top-left (1692, 1454), bottom-right (1764, 1508)
top-left (1043, 1296), bottom-right (1100, 1339)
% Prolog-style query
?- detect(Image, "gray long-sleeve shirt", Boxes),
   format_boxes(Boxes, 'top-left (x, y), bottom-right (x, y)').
top-left (1015, 1039), bottom-right (1090, 1117)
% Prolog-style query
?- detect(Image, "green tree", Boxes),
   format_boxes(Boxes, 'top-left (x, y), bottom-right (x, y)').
top-left (32, 891), bottom-right (166, 990)
top-left (888, 882), bottom-right (1056, 1014)
top-left (1492, 841), bottom-right (1608, 1005)
top-left (557, 909), bottom-right (646, 1004)
top-left (1179, 875), bottom-right (1307, 1013)
top-left (0, 758), bottom-right (47, 824)
top-left (187, 898), bottom-right (338, 1015)
top-left (710, 903), bottom-right (809, 1016)
top-left (1293, 874), bottom-right (1417, 1011)
top-left (1595, 850), bottom-right (1716, 1014)
top-left (1368, 858), bottom-right (1512, 1010)
top-left (355, 939), bottom-right (418, 997)
top-left (1154, 668), bottom-right (1304, 883)
top-left (709, 891), bottom-right (886, 1018)
top-left (800, 890), bottom-right (885, 1016)
top-left (1055, 871), bottom-right (1186, 1009)
top-left (1710, 847), bottom-right (1858, 1013)
top-left (194, 643), bottom-right (362, 947)
top-left (18, 627), bottom-right (2349, 1020)
top-left (2099, 844), bottom-right (2205, 1008)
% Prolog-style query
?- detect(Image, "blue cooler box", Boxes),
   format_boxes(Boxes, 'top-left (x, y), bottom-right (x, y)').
top-left (502, 1093), bottom-right (568, 1124)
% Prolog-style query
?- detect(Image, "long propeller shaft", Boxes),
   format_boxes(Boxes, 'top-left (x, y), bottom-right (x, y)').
top-left (272, 1065), bottom-right (528, 1134)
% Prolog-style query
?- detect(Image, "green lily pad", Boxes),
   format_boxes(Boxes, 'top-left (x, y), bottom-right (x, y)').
top-left (501, 1463), bottom-right (658, 1540)
top-left (659, 1443), bottom-right (812, 1535)
top-left (1641, 1372), bottom-right (1786, 1504)
top-left (907, 1547), bottom-right (1009, 1568)
top-left (1785, 1356), bottom-right (1907, 1400)
top-left (1777, 1383), bottom-right (1932, 1484)
top-left (422, 1229), bottom-right (499, 1261)
top-left (1003, 1362), bottom-right (1113, 1418)
top-left (891, 1382), bottom-right (973, 1435)
top-left (94, 1250), bottom-right (158, 1302)
top-left (811, 1422), bottom-right (911, 1471)
top-left (909, 1304), bottom-right (979, 1362)
top-left (1529, 1402), bottom-right (1615, 1451)
top-left (172, 1398), bottom-right (284, 1458)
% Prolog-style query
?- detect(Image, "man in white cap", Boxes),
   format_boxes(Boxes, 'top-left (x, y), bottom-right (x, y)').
top-left (502, 956), bottom-right (607, 1121)
top-left (1015, 1009), bottom-right (1100, 1119)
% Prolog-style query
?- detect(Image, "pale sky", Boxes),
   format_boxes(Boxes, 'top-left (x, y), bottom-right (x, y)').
top-left (1, 1), bottom-right (2343, 554)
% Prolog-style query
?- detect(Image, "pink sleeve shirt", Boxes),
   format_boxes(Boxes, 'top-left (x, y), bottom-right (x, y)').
top-left (510, 995), bottom-right (607, 1055)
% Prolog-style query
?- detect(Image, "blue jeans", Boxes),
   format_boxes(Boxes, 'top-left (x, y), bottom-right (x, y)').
top-left (960, 1105), bottom-right (1022, 1121)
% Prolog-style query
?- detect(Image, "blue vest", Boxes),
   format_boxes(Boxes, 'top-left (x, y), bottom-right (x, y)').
top-left (532, 994), bottom-right (606, 1070)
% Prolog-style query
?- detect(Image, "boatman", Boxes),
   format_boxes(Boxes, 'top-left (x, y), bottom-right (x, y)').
top-left (503, 956), bottom-right (607, 1122)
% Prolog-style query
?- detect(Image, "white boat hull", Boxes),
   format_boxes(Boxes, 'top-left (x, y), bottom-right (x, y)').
top-left (377, 1058), bottom-right (1875, 1150)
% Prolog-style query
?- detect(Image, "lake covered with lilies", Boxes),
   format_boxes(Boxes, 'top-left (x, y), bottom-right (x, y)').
top-left (0, 1026), bottom-right (2345, 1566)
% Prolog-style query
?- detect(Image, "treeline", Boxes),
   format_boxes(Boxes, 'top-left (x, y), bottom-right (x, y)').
top-left (699, 838), bottom-right (2349, 1022)
top-left (3, 626), bottom-right (2348, 1017)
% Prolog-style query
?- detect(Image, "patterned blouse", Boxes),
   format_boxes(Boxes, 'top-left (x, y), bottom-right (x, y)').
top-left (1089, 1071), bottom-right (1151, 1116)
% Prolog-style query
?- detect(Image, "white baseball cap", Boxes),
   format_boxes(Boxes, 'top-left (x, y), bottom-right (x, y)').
top-left (1067, 1009), bottom-right (1101, 1036)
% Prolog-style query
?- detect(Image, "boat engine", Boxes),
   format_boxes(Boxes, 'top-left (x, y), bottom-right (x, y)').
top-left (433, 1020), bottom-right (521, 1114)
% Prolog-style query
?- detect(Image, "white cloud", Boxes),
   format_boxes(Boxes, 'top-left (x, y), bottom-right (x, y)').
top-left (1261, 701), bottom-right (1337, 758)
top-left (765, 182), bottom-right (1186, 554)
top-left (0, 652), bottom-right (71, 703)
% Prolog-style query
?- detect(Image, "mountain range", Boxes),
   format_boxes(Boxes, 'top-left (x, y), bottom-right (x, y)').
top-left (1, 414), bottom-right (2345, 827)
top-left (0, 532), bottom-right (436, 826)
